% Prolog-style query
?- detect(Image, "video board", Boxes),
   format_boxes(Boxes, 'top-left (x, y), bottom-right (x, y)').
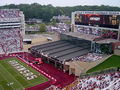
top-left (75, 14), bottom-right (120, 29)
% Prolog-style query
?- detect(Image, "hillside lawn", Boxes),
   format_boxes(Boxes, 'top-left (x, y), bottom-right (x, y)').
top-left (0, 57), bottom-right (48, 90)
top-left (87, 55), bottom-right (120, 73)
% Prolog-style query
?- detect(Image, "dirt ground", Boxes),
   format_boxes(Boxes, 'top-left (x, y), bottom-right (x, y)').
top-left (23, 33), bottom-right (60, 52)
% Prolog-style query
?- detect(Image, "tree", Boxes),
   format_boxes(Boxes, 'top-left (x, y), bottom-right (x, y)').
top-left (40, 23), bottom-right (46, 32)
top-left (0, 3), bottom-right (120, 22)
top-left (49, 20), bottom-right (56, 26)
top-left (56, 19), bottom-right (60, 23)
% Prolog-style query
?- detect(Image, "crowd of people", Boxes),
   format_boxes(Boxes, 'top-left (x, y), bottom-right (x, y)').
top-left (77, 26), bottom-right (117, 40)
top-left (0, 28), bottom-right (22, 55)
top-left (69, 72), bottom-right (120, 90)
top-left (72, 53), bottom-right (103, 62)
top-left (77, 27), bottom-right (101, 36)
top-left (0, 9), bottom-right (20, 18)
top-left (112, 79), bottom-right (120, 90)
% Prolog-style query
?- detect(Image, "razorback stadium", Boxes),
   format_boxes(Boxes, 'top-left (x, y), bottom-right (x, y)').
top-left (0, 9), bottom-right (120, 90)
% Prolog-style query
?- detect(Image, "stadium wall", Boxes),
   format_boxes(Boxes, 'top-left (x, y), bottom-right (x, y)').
top-left (69, 55), bottom-right (111, 76)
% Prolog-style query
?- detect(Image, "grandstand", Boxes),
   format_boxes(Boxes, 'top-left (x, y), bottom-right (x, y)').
top-left (63, 72), bottom-right (120, 90)
top-left (0, 9), bottom-right (25, 55)
top-left (1, 10), bottom-right (120, 90)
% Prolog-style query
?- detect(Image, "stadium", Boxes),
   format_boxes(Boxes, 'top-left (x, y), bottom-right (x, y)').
top-left (0, 9), bottom-right (120, 90)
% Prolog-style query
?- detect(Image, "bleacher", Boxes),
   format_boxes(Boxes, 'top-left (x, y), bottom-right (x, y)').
top-left (64, 72), bottom-right (120, 90)
top-left (0, 9), bottom-right (24, 55)
top-left (71, 53), bottom-right (103, 62)
top-left (0, 9), bottom-right (20, 18)
top-left (0, 28), bottom-right (22, 55)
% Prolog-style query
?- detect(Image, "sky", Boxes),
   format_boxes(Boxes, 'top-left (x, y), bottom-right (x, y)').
top-left (0, 0), bottom-right (120, 7)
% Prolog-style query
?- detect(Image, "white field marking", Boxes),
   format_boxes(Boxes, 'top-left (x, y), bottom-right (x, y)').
top-left (23, 72), bottom-right (49, 88)
top-left (0, 62), bottom-right (24, 90)
top-left (7, 60), bottom-right (42, 89)
top-left (8, 59), bottom-right (49, 89)
top-left (8, 60), bottom-right (38, 81)
top-left (24, 78), bottom-right (50, 88)
top-left (0, 64), bottom-right (15, 90)
top-left (7, 60), bottom-right (33, 86)
top-left (20, 67), bottom-right (49, 88)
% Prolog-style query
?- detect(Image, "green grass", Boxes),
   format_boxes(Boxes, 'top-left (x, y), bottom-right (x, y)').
top-left (87, 55), bottom-right (120, 73)
top-left (0, 57), bottom-right (48, 90)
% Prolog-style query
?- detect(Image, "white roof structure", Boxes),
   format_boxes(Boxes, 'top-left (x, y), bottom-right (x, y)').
top-left (23, 39), bottom-right (32, 42)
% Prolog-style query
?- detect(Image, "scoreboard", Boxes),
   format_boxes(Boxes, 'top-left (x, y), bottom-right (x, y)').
top-left (75, 14), bottom-right (120, 29)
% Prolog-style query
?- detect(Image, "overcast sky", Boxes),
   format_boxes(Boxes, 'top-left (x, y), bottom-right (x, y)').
top-left (0, 0), bottom-right (120, 7)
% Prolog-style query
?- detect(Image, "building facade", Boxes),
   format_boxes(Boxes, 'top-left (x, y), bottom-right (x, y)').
top-left (71, 11), bottom-right (120, 54)
top-left (0, 9), bottom-right (25, 55)
top-left (71, 11), bottom-right (120, 40)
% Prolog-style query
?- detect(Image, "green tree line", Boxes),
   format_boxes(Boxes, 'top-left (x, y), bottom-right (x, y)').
top-left (0, 3), bottom-right (120, 21)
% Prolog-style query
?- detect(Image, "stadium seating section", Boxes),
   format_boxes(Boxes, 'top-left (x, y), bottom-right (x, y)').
top-left (0, 9), bottom-right (20, 18)
top-left (65, 72), bottom-right (120, 90)
top-left (72, 53), bottom-right (103, 62)
top-left (0, 28), bottom-right (22, 55)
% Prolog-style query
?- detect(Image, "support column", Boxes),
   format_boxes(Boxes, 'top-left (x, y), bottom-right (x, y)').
top-left (69, 68), bottom-right (71, 75)
top-left (46, 57), bottom-right (49, 63)
top-left (55, 61), bottom-right (57, 67)
top-left (63, 60), bottom-right (66, 73)
top-left (71, 12), bottom-right (75, 32)
top-left (117, 22), bottom-right (120, 40)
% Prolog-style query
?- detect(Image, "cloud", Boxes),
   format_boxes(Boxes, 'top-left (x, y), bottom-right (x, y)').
top-left (0, 0), bottom-right (120, 7)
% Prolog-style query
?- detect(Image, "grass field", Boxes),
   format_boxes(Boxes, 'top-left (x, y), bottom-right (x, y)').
top-left (0, 57), bottom-right (48, 90)
top-left (87, 55), bottom-right (120, 73)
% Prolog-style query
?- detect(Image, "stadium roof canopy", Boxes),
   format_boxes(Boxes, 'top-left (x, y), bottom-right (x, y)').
top-left (30, 40), bottom-right (91, 62)
top-left (63, 32), bottom-right (119, 43)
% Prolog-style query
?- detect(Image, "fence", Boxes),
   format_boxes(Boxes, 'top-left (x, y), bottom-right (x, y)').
top-left (79, 67), bottom-right (119, 79)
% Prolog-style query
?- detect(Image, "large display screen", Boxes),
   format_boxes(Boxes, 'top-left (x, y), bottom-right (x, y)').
top-left (75, 14), bottom-right (120, 29)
